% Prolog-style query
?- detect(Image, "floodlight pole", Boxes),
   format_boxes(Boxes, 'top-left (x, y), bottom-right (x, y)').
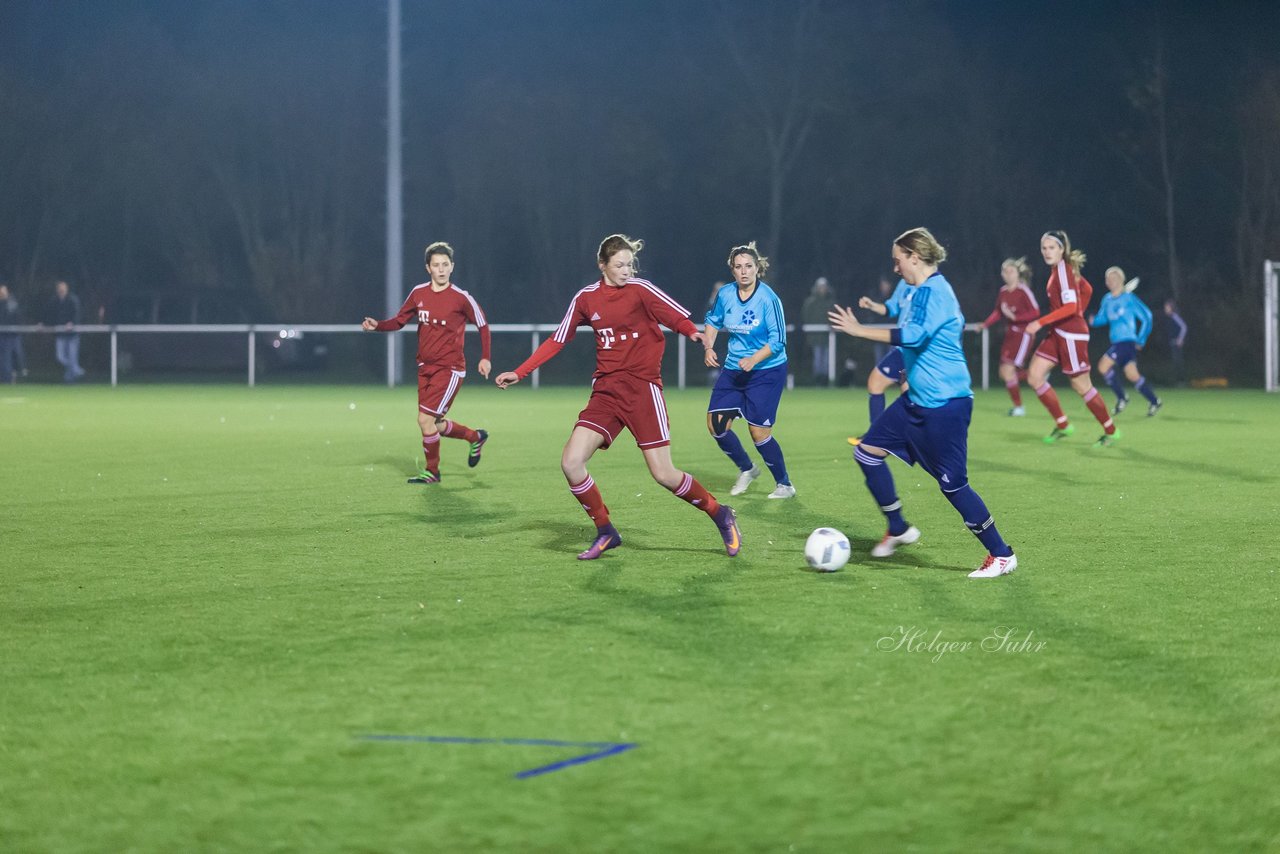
top-left (385, 0), bottom-right (404, 387)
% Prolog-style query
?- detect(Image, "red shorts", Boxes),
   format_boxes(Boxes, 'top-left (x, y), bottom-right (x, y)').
top-left (1033, 328), bottom-right (1091, 376)
top-left (999, 328), bottom-right (1034, 368)
top-left (576, 372), bottom-right (670, 449)
top-left (418, 364), bottom-right (465, 417)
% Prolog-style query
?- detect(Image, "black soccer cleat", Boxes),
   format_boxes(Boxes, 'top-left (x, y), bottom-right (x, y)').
top-left (467, 429), bottom-right (489, 467)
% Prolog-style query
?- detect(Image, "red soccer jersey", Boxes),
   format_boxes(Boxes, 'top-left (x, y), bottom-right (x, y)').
top-left (981, 283), bottom-right (1040, 331)
top-left (1034, 261), bottom-right (1092, 334)
top-left (518, 277), bottom-right (697, 385)
top-left (376, 282), bottom-right (491, 371)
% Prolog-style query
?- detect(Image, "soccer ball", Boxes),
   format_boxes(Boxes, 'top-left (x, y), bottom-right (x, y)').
top-left (805, 527), bottom-right (851, 572)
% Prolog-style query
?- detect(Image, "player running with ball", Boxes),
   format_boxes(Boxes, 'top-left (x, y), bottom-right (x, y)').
top-left (829, 228), bottom-right (1017, 578)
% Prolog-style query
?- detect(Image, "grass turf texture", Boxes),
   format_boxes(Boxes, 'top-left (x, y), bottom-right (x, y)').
top-left (3, 384), bottom-right (1279, 851)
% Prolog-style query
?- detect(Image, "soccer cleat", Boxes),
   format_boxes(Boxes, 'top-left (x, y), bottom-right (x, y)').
top-left (1112, 396), bottom-right (1129, 415)
top-left (730, 465), bottom-right (762, 496)
top-left (968, 552), bottom-right (1018, 578)
top-left (767, 483), bottom-right (797, 499)
top-left (1092, 430), bottom-right (1122, 448)
top-left (871, 525), bottom-right (921, 558)
top-left (467, 429), bottom-right (489, 467)
top-left (1043, 424), bottom-right (1075, 443)
top-left (713, 504), bottom-right (741, 556)
top-left (577, 528), bottom-right (622, 560)
top-left (1147, 400), bottom-right (1163, 417)
top-left (846, 435), bottom-right (864, 447)
top-left (1008, 406), bottom-right (1026, 417)
top-left (407, 469), bottom-right (442, 484)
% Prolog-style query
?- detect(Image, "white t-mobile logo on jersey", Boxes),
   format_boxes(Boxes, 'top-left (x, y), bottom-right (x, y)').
top-left (596, 327), bottom-right (616, 349)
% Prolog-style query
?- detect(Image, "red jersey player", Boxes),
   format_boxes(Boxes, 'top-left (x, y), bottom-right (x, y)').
top-left (363, 241), bottom-right (492, 483)
top-left (494, 234), bottom-right (742, 561)
top-left (1025, 230), bottom-right (1119, 447)
top-left (979, 256), bottom-right (1040, 416)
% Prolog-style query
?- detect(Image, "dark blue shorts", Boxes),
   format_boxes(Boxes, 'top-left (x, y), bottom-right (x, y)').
top-left (1105, 341), bottom-right (1139, 368)
top-left (861, 395), bottom-right (972, 491)
top-left (875, 347), bottom-right (905, 382)
top-left (708, 363), bottom-right (788, 427)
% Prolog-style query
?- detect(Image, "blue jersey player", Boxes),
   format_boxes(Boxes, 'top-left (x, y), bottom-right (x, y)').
top-left (847, 278), bottom-right (914, 446)
top-left (829, 227), bottom-right (1017, 578)
top-left (703, 242), bottom-right (795, 499)
top-left (1090, 268), bottom-right (1163, 416)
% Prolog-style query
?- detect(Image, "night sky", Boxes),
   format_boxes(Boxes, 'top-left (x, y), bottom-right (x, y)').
top-left (2, 0), bottom-right (1278, 375)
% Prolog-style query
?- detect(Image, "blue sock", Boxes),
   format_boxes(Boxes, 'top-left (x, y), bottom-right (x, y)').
top-left (754, 436), bottom-right (790, 486)
top-left (854, 447), bottom-right (908, 535)
top-left (943, 484), bottom-right (1012, 557)
top-left (1135, 377), bottom-right (1159, 405)
top-left (713, 430), bottom-right (753, 472)
top-left (1104, 369), bottom-right (1126, 402)
top-left (868, 392), bottom-right (886, 424)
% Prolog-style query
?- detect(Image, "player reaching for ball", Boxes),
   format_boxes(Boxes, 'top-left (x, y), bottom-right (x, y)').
top-left (362, 241), bottom-right (491, 484)
top-left (495, 234), bottom-right (741, 561)
top-left (828, 227), bottom-right (1017, 578)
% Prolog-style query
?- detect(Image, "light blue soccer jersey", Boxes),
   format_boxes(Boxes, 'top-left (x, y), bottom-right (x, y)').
top-left (704, 281), bottom-right (788, 371)
top-left (1090, 292), bottom-right (1153, 346)
top-left (883, 278), bottom-right (913, 319)
top-left (896, 272), bottom-right (972, 408)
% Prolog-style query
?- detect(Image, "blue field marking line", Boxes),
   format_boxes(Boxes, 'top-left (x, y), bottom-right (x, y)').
top-left (357, 734), bottom-right (639, 779)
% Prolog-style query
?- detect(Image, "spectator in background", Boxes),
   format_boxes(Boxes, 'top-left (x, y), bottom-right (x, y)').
top-left (801, 276), bottom-right (836, 385)
top-left (870, 276), bottom-right (895, 364)
top-left (49, 280), bottom-right (85, 382)
top-left (1164, 298), bottom-right (1187, 386)
top-left (0, 284), bottom-right (20, 384)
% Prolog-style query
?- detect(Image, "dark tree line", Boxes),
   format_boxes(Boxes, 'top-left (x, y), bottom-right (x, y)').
top-left (2, 0), bottom-right (1278, 379)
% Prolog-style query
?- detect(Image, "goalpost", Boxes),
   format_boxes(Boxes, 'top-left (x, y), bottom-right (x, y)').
top-left (1267, 260), bottom-right (1279, 392)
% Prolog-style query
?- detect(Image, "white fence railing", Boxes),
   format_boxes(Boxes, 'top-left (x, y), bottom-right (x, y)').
top-left (0, 323), bottom-right (991, 390)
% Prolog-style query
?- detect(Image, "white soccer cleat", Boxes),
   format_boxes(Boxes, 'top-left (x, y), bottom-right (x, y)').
top-left (730, 465), bottom-right (762, 496)
top-left (1008, 406), bottom-right (1026, 417)
top-left (766, 483), bottom-right (796, 499)
top-left (969, 552), bottom-right (1018, 578)
top-left (870, 525), bottom-right (920, 558)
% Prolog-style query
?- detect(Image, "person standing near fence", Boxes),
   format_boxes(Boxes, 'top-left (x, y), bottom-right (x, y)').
top-left (801, 276), bottom-right (835, 385)
top-left (48, 280), bottom-right (85, 383)
top-left (362, 242), bottom-right (492, 484)
top-left (0, 284), bottom-right (20, 384)
top-left (494, 233), bottom-right (741, 561)
top-left (1164, 298), bottom-right (1187, 386)
top-left (979, 257), bottom-right (1040, 416)
top-left (828, 227), bottom-right (1017, 578)
top-left (703, 242), bottom-right (795, 499)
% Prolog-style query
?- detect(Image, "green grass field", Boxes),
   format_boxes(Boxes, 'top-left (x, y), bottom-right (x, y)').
top-left (3, 384), bottom-right (1279, 852)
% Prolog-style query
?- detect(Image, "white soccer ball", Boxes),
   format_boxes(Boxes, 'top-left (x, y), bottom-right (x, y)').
top-left (805, 527), bottom-right (851, 572)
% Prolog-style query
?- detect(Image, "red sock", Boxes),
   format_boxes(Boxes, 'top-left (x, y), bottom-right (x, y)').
top-left (1035, 383), bottom-right (1069, 427)
top-left (1006, 381), bottom-right (1022, 407)
top-left (670, 472), bottom-right (721, 517)
top-left (569, 475), bottom-right (611, 527)
top-left (438, 419), bottom-right (479, 443)
top-left (1082, 387), bottom-right (1116, 434)
top-left (422, 432), bottom-right (441, 473)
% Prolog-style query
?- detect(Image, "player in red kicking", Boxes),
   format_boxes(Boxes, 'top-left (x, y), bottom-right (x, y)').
top-left (1025, 231), bottom-right (1119, 447)
top-left (494, 233), bottom-right (741, 560)
top-left (979, 256), bottom-right (1040, 416)
top-left (363, 241), bottom-right (492, 483)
